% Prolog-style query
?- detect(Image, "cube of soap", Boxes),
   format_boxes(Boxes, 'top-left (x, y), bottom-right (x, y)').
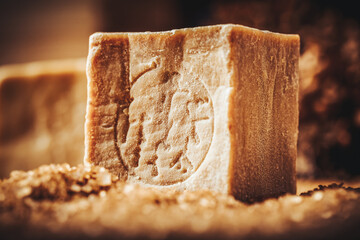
top-left (0, 59), bottom-right (87, 178)
top-left (85, 24), bottom-right (299, 202)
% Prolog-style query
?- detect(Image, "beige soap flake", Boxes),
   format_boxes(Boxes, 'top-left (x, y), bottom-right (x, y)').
top-left (85, 24), bottom-right (299, 202)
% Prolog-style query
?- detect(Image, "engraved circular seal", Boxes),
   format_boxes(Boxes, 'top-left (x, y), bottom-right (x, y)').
top-left (119, 67), bottom-right (214, 186)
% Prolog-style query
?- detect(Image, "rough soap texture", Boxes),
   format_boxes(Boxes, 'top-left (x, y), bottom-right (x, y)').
top-left (85, 24), bottom-right (299, 202)
top-left (0, 59), bottom-right (87, 178)
top-left (1, 164), bottom-right (359, 240)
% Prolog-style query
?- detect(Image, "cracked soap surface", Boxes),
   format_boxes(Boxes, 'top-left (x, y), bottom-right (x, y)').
top-left (86, 31), bottom-right (215, 185)
top-left (123, 66), bottom-right (213, 185)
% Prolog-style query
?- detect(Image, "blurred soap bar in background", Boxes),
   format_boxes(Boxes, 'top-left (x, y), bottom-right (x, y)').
top-left (0, 59), bottom-right (87, 178)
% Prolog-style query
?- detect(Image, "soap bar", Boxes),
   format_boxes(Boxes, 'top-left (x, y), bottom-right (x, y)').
top-left (0, 59), bottom-right (87, 178)
top-left (85, 24), bottom-right (299, 202)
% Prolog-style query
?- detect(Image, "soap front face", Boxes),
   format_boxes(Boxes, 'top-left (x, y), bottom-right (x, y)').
top-left (85, 25), bottom-right (299, 202)
top-left (126, 37), bottom-right (214, 185)
top-left (0, 59), bottom-right (87, 178)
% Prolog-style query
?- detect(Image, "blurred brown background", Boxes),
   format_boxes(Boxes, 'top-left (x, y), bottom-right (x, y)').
top-left (0, 0), bottom-right (359, 178)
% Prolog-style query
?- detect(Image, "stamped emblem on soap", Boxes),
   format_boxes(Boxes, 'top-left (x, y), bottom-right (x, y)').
top-left (118, 61), bottom-right (214, 185)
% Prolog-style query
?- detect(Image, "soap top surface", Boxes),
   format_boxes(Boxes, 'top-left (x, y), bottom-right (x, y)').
top-left (89, 24), bottom-right (299, 47)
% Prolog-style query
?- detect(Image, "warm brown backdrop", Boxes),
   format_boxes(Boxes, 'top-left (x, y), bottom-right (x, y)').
top-left (0, 0), bottom-right (359, 178)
